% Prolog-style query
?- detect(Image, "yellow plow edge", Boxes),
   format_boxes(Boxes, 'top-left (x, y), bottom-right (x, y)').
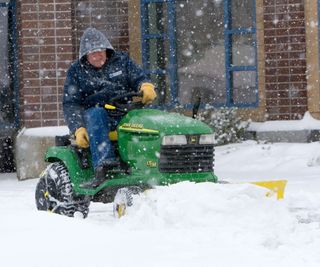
top-left (250, 180), bottom-right (287, 200)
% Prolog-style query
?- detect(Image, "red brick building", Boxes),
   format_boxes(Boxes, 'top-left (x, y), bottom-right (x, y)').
top-left (0, 0), bottom-right (320, 130)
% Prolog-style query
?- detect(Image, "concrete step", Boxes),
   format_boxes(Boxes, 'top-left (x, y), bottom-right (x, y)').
top-left (15, 126), bottom-right (68, 180)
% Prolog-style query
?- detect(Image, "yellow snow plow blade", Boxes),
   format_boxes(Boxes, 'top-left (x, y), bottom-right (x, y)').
top-left (250, 180), bottom-right (287, 200)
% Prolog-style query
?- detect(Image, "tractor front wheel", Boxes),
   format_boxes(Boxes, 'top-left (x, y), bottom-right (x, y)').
top-left (113, 186), bottom-right (143, 218)
top-left (35, 162), bottom-right (91, 218)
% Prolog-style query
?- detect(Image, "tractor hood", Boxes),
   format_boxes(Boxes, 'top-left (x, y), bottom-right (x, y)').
top-left (118, 109), bottom-right (213, 135)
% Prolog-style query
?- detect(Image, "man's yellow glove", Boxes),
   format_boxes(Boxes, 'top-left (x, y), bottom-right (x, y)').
top-left (140, 82), bottom-right (157, 104)
top-left (75, 127), bottom-right (89, 148)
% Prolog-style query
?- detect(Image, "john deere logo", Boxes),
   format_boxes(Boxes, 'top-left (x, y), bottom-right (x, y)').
top-left (146, 161), bottom-right (157, 168)
top-left (122, 123), bottom-right (143, 129)
top-left (189, 135), bottom-right (198, 144)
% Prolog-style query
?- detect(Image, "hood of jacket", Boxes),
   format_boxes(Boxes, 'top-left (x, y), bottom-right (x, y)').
top-left (79, 27), bottom-right (114, 60)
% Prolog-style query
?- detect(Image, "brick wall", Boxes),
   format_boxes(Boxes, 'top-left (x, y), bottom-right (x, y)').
top-left (19, 0), bottom-right (74, 128)
top-left (72, 0), bottom-right (129, 53)
top-left (19, 0), bottom-right (129, 128)
top-left (263, 0), bottom-right (307, 120)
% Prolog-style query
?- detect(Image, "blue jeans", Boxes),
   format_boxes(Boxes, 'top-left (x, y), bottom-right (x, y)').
top-left (83, 107), bottom-right (121, 169)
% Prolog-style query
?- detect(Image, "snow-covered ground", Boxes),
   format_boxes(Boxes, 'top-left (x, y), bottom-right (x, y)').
top-left (1, 141), bottom-right (320, 267)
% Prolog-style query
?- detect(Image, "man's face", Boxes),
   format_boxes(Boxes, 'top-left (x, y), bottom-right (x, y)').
top-left (87, 50), bottom-right (107, 68)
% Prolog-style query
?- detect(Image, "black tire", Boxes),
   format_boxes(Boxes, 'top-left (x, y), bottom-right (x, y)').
top-left (35, 162), bottom-right (91, 218)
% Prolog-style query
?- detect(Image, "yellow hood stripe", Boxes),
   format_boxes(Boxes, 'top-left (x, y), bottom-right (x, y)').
top-left (119, 125), bottom-right (159, 134)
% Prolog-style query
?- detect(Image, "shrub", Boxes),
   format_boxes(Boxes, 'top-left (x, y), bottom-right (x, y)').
top-left (198, 107), bottom-right (249, 145)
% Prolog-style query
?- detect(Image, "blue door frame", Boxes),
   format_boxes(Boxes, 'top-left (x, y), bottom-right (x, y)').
top-left (141, 0), bottom-right (258, 109)
top-left (0, 0), bottom-right (19, 130)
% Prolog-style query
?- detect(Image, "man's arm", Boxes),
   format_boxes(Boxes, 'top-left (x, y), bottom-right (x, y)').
top-left (126, 55), bottom-right (150, 91)
top-left (83, 80), bottom-right (125, 108)
top-left (63, 66), bottom-right (85, 133)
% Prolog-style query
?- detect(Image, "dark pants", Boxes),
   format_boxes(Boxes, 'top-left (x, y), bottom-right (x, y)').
top-left (84, 107), bottom-right (121, 169)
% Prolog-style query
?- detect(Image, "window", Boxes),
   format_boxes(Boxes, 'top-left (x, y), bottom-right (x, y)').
top-left (141, 0), bottom-right (176, 106)
top-left (0, 0), bottom-right (19, 129)
top-left (141, 0), bottom-right (258, 108)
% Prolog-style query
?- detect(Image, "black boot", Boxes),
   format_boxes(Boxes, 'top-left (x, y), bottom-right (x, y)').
top-left (80, 161), bottom-right (118, 189)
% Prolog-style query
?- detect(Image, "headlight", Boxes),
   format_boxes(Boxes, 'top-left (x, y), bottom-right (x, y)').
top-left (162, 135), bottom-right (187, 145)
top-left (199, 134), bottom-right (215, 144)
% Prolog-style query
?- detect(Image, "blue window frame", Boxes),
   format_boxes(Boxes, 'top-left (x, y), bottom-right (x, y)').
top-left (141, 0), bottom-right (178, 106)
top-left (141, 0), bottom-right (258, 109)
top-left (0, 0), bottom-right (19, 130)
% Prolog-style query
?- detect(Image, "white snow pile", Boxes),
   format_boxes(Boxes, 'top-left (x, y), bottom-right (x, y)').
top-left (1, 141), bottom-right (320, 267)
top-left (120, 182), bottom-right (284, 229)
top-left (248, 111), bottom-right (320, 132)
top-left (19, 125), bottom-right (69, 137)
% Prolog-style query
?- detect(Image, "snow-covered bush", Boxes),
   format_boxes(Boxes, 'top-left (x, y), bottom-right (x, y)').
top-left (198, 108), bottom-right (249, 145)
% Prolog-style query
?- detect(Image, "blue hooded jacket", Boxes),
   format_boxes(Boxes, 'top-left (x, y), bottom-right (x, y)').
top-left (63, 28), bottom-right (149, 133)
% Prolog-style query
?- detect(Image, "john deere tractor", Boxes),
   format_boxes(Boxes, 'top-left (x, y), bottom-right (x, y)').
top-left (35, 93), bottom-right (218, 218)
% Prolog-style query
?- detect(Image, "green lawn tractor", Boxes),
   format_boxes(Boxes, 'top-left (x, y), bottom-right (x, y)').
top-left (35, 93), bottom-right (218, 218)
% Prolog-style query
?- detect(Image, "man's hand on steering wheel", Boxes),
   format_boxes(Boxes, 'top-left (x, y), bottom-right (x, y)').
top-left (104, 91), bottom-right (151, 116)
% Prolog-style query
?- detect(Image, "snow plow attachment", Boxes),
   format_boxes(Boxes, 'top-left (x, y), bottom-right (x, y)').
top-left (250, 180), bottom-right (287, 200)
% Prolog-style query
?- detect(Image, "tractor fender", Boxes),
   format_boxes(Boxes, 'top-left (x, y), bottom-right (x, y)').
top-left (45, 146), bottom-right (79, 165)
top-left (45, 146), bottom-right (94, 186)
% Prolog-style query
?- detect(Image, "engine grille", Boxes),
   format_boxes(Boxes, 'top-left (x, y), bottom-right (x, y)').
top-left (159, 144), bottom-right (214, 173)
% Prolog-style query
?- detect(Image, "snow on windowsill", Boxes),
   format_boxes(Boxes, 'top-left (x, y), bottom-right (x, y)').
top-left (248, 112), bottom-right (320, 132)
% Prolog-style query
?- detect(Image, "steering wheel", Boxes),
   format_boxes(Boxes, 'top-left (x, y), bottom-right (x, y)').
top-left (105, 92), bottom-right (144, 116)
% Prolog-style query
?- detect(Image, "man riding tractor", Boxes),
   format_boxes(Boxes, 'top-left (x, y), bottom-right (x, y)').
top-left (63, 27), bottom-right (157, 189)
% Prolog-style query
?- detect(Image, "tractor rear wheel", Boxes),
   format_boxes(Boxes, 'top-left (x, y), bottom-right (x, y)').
top-left (35, 162), bottom-right (91, 218)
